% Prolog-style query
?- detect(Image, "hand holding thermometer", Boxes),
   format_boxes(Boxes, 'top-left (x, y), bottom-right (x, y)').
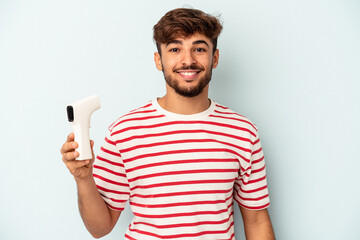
top-left (66, 95), bottom-right (101, 160)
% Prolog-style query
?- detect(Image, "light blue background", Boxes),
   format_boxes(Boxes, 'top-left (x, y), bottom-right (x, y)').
top-left (0, 0), bottom-right (359, 239)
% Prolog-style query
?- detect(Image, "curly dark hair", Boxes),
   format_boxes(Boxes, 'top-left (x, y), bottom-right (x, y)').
top-left (153, 8), bottom-right (223, 55)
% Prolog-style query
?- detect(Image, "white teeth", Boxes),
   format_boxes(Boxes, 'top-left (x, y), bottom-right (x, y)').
top-left (180, 72), bottom-right (197, 76)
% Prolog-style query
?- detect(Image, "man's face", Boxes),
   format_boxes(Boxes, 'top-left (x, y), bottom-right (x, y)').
top-left (154, 33), bottom-right (219, 98)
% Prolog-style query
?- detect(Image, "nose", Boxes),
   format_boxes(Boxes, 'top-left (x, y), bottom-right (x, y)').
top-left (181, 50), bottom-right (196, 66)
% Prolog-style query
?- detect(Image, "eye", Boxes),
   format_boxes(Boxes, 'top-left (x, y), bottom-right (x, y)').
top-left (169, 48), bottom-right (180, 52)
top-left (195, 48), bottom-right (206, 52)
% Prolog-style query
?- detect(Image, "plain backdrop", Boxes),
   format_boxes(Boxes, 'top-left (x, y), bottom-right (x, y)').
top-left (0, 0), bottom-right (359, 239)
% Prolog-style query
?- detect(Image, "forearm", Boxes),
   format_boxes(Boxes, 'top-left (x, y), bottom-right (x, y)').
top-left (240, 207), bottom-right (275, 240)
top-left (244, 219), bottom-right (275, 240)
top-left (76, 177), bottom-right (114, 238)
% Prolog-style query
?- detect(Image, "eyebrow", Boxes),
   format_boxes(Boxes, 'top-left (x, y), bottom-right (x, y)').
top-left (166, 40), bottom-right (182, 47)
top-left (165, 39), bottom-right (210, 48)
top-left (193, 40), bottom-right (209, 47)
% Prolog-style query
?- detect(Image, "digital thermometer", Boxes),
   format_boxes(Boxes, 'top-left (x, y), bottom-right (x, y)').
top-left (66, 95), bottom-right (101, 160)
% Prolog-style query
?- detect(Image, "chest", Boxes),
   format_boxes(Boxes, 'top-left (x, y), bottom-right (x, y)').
top-left (118, 129), bottom-right (248, 195)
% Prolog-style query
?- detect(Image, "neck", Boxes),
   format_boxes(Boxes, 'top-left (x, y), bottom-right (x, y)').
top-left (158, 85), bottom-right (210, 115)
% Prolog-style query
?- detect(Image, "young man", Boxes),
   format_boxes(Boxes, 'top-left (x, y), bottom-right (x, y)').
top-left (61, 8), bottom-right (275, 239)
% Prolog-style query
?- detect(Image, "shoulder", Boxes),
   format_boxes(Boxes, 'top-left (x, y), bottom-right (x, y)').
top-left (211, 101), bottom-right (259, 134)
top-left (108, 100), bottom-right (159, 132)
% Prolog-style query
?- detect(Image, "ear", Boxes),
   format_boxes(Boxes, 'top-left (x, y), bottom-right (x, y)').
top-left (212, 49), bottom-right (219, 69)
top-left (154, 52), bottom-right (163, 71)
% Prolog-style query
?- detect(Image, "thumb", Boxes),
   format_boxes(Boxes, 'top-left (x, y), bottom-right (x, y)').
top-left (90, 140), bottom-right (95, 162)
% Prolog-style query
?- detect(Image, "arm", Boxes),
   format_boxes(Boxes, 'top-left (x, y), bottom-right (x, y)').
top-left (61, 133), bottom-right (121, 238)
top-left (240, 207), bottom-right (275, 240)
top-left (76, 175), bottom-right (121, 238)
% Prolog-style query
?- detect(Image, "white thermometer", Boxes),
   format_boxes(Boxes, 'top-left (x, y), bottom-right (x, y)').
top-left (66, 95), bottom-right (101, 160)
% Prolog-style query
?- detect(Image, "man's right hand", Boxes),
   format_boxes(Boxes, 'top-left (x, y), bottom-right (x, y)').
top-left (60, 132), bottom-right (95, 181)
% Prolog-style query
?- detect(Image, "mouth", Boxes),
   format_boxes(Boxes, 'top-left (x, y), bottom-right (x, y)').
top-left (176, 70), bottom-right (201, 81)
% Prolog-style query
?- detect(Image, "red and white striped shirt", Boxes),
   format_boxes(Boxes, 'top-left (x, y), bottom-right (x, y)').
top-left (93, 99), bottom-right (270, 239)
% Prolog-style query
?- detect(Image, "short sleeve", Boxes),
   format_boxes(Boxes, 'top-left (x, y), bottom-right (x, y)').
top-left (233, 130), bottom-right (270, 210)
top-left (93, 130), bottom-right (130, 211)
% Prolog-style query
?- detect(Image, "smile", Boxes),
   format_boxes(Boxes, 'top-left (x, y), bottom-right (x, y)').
top-left (177, 70), bottom-right (201, 80)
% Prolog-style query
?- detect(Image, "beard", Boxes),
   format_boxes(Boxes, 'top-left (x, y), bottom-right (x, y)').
top-left (162, 63), bottom-right (213, 98)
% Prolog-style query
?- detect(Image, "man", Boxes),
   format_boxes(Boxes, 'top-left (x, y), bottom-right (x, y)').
top-left (61, 8), bottom-right (275, 239)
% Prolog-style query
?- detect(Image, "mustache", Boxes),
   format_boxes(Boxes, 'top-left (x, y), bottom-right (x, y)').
top-left (173, 64), bottom-right (204, 72)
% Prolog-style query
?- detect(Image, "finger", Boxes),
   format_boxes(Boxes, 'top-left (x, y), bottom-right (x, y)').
top-left (72, 159), bottom-right (90, 168)
top-left (67, 132), bottom-right (75, 142)
top-left (62, 150), bottom-right (79, 162)
top-left (61, 141), bottom-right (78, 155)
top-left (64, 159), bottom-right (90, 175)
top-left (61, 133), bottom-right (76, 154)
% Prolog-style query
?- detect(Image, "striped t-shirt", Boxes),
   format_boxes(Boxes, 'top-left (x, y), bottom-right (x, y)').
top-left (93, 99), bottom-right (270, 239)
